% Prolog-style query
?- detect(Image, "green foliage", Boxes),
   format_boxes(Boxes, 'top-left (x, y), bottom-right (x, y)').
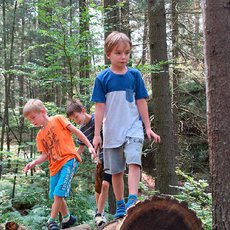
top-left (0, 152), bottom-right (98, 229)
top-left (137, 169), bottom-right (212, 230)
top-left (66, 191), bottom-right (95, 224)
top-left (20, 206), bottom-right (49, 229)
top-left (177, 75), bottom-right (208, 173)
top-left (172, 168), bottom-right (212, 230)
top-left (0, 180), bottom-right (14, 214)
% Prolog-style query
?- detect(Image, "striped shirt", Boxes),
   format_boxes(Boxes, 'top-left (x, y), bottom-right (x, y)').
top-left (77, 114), bottom-right (95, 146)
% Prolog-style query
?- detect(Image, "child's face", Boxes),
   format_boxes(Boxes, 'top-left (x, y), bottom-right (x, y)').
top-left (69, 111), bottom-right (86, 125)
top-left (25, 110), bottom-right (46, 127)
top-left (107, 41), bottom-right (131, 70)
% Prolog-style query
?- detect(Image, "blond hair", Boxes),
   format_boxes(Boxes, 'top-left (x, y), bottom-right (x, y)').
top-left (23, 99), bottom-right (46, 116)
top-left (104, 31), bottom-right (132, 54)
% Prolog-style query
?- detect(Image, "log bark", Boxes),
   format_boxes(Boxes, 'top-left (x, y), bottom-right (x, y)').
top-left (101, 196), bottom-right (203, 230)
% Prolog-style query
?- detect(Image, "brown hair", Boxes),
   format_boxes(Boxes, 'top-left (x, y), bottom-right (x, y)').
top-left (66, 99), bottom-right (84, 117)
top-left (23, 99), bottom-right (46, 117)
top-left (104, 31), bottom-right (132, 54)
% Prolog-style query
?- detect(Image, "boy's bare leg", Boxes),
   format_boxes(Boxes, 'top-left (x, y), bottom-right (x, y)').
top-left (95, 192), bottom-right (100, 208)
top-left (97, 181), bottom-right (110, 214)
top-left (112, 172), bottom-right (124, 200)
top-left (59, 198), bottom-right (68, 217)
top-left (128, 164), bottom-right (140, 195)
top-left (112, 172), bottom-right (126, 218)
top-left (50, 196), bottom-right (64, 219)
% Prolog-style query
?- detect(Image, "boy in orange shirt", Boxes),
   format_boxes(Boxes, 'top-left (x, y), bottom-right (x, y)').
top-left (23, 99), bottom-right (96, 230)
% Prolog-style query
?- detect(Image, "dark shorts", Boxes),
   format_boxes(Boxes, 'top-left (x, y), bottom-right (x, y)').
top-left (95, 162), bottom-right (112, 194)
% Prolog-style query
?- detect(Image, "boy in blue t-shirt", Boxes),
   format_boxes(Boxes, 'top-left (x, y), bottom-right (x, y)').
top-left (91, 31), bottom-right (161, 219)
top-left (66, 100), bottom-right (112, 226)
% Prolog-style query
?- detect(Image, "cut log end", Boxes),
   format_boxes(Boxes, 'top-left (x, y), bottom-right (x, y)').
top-left (102, 195), bottom-right (204, 230)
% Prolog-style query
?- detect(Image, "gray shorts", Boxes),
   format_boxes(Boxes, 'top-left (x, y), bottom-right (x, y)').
top-left (104, 137), bottom-right (144, 174)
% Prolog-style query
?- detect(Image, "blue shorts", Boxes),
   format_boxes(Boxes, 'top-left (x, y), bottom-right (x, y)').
top-left (49, 158), bottom-right (78, 199)
top-left (104, 137), bottom-right (143, 174)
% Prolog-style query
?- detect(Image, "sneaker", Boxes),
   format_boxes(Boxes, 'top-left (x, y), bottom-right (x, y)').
top-left (47, 221), bottom-right (60, 230)
top-left (95, 213), bottom-right (107, 226)
top-left (126, 195), bottom-right (137, 210)
top-left (94, 208), bottom-right (98, 217)
top-left (114, 200), bottom-right (126, 219)
top-left (61, 215), bottom-right (77, 229)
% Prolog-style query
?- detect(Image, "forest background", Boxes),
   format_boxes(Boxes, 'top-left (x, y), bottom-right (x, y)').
top-left (0, 0), bottom-right (211, 229)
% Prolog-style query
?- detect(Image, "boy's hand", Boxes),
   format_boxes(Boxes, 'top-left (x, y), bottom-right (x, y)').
top-left (146, 128), bottom-right (161, 143)
top-left (24, 161), bottom-right (36, 173)
top-left (93, 135), bottom-right (102, 152)
top-left (88, 146), bottom-right (97, 159)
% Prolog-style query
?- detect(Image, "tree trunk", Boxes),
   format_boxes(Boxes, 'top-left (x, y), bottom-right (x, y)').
top-left (1, 0), bottom-right (8, 153)
top-left (19, 0), bottom-right (25, 125)
top-left (79, 0), bottom-right (90, 99)
top-left (148, 0), bottom-right (178, 194)
top-left (1, 0), bottom-right (18, 153)
top-left (202, 1), bottom-right (230, 229)
top-left (104, 0), bottom-right (120, 65)
top-left (141, 9), bottom-right (148, 66)
top-left (103, 0), bottom-right (120, 214)
top-left (120, 0), bottom-right (130, 38)
top-left (193, 0), bottom-right (201, 66)
top-left (171, 0), bottom-right (180, 158)
top-left (11, 0), bottom-right (26, 199)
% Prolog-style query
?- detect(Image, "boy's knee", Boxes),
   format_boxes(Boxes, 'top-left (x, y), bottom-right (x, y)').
top-left (128, 163), bottom-right (140, 170)
top-left (101, 181), bottom-right (110, 191)
top-left (54, 195), bottom-right (63, 199)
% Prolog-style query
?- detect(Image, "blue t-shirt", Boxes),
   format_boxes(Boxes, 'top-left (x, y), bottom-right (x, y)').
top-left (91, 67), bottom-right (148, 148)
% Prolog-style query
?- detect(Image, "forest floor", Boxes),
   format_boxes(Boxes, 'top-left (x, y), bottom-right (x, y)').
top-left (0, 172), bottom-right (156, 230)
top-left (141, 172), bottom-right (155, 189)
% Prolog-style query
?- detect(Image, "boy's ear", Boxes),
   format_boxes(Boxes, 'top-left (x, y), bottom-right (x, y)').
top-left (41, 108), bottom-right (46, 114)
top-left (81, 107), bottom-right (86, 113)
top-left (106, 52), bottom-right (111, 60)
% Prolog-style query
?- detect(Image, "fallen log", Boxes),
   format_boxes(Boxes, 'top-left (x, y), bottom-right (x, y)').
top-left (4, 222), bottom-right (91, 230)
top-left (61, 224), bottom-right (91, 230)
top-left (5, 221), bottom-right (27, 230)
top-left (101, 195), bottom-right (203, 230)
top-left (4, 196), bottom-right (203, 230)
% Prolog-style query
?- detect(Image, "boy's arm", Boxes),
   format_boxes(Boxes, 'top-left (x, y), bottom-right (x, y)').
top-left (136, 99), bottom-right (161, 143)
top-left (77, 145), bottom-right (85, 155)
top-left (24, 152), bottom-right (47, 173)
top-left (93, 102), bottom-right (105, 151)
top-left (67, 124), bottom-right (96, 158)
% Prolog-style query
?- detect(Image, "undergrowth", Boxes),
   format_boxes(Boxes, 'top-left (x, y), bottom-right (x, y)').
top-left (139, 168), bottom-right (212, 230)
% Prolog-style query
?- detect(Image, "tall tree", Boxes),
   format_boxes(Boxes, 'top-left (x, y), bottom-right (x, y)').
top-left (120, 0), bottom-right (130, 37)
top-left (203, 0), bottom-right (230, 228)
top-left (1, 0), bottom-right (18, 152)
top-left (141, 8), bottom-right (148, 65)
top-left (79, 0), bottom-right (90, 99)
top-left (148, 0), bottom-right (178, 194)
top-left (104, 0), bottom-right (120, 66)
top-left (103, 0), bottom-right (120, 214)
top-left (171, 0), bottom-right (180, 159)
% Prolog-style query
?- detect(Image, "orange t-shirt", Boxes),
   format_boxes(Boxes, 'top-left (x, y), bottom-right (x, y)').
top-left (36, 115), bottom-right (82, 176)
